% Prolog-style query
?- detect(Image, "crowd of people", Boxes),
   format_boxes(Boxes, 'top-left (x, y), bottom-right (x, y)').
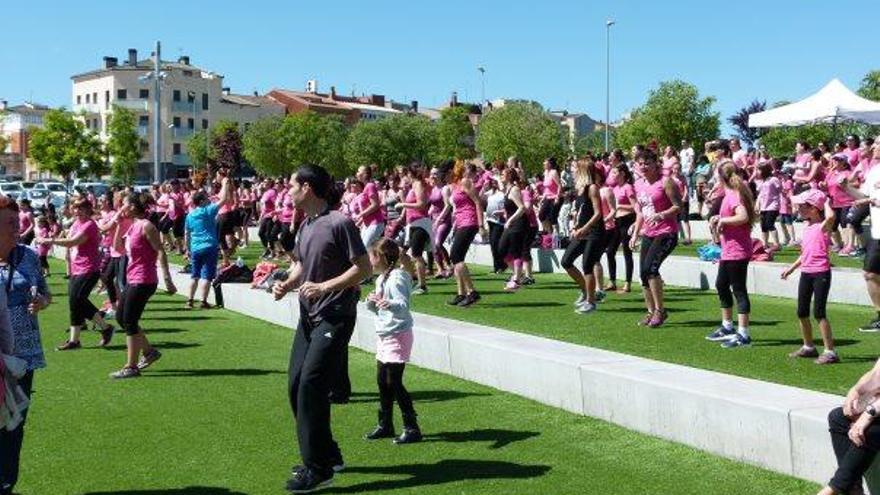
top-left (2, 131), bottom-right (880, 493)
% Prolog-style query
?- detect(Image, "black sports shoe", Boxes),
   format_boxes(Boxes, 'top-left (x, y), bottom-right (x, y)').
top-left (859, 318), bottom-right (880, 333)
top-left (447, 294), bottom-right (466, 306)
top-left (286, 468), bottom-right (333, 493)
top-left (457, 291), bottom-right (480, 307)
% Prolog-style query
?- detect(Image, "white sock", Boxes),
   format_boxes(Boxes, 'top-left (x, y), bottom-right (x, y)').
top-left (722, 320), bottom-right (733, 330)
top-left (823, 349), bottom-right (836, 355)
top-left (737, 326), bottom-right (750, 338)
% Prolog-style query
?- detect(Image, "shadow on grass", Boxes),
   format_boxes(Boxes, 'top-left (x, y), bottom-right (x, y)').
top-left (327, 459), bottom-right (550, 493)
top-left (612, 306), bottom-right (687, 314)
top-left (102, 342), bottom-right (201, 351)
top-left (672, 319), bottom-right (784, 328)
top-left (478, 301), bottom-right (565, 309)
top-left (348, 389), bottom-right (490, 404)
top-left (753, 338), bottom-right (860, 348)
top-left (146, 327), bottom-right (187, 334)
top-left (142, 315), bottom-right (215, 322)
top-left (146, 368), bottom-right (284, 378)
top-left (84, 488), bottom-right (247, 495)
top-left (422, 428), bottom-right (540, 449)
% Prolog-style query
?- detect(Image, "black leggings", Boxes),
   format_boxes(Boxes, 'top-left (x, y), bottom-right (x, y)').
top-left (449, 226), bottom-right (478, 264)
top-left (827, 406), bottom-right (880, 493)
top-left (716, 259), bottom-right (750, 314)
top-left (376, 361), bottom-right (414, 415)
top-left (797, 270), bottom-right (831, 320)
top-left (639, 234), bottom-right (677, 286)
top-left (116, 283), bottom-right (157, 336)
top-left (68, 272), bottom-right (101, 326)
top-left (258, 217), bottom-right (277, 249)
top-left (606, 214), bottom-right (635, 284)
top-left (487, 222), bottom-right (506, 272)
top-left (100, 256), bottom-right (125, 305)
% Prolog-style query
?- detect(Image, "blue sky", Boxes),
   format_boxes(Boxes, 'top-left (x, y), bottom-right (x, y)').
top-left (2, 0), bottom-right (875, 132)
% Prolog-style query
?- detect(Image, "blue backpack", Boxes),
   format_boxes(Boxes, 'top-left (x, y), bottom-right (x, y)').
top-left (697, 243), bottom-right (721, 262)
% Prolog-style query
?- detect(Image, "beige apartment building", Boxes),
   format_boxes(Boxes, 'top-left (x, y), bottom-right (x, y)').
top-left (71, 48), bottom-right (283, 180)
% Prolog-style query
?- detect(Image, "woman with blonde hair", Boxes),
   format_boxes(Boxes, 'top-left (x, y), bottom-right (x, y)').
top-left (705, 159), bottom-right (758, 348)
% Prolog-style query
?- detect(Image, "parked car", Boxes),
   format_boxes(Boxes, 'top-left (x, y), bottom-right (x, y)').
top-left (23, 189), bottom-right (51, 210)
top-left (0, 182), bottom-right (24, 200)
top-left (17, 181), bottom-right (38, 191)
top-left (74, 182), bottom-right (110, 198)
top-left (33, 182), bottom-right (68, 195)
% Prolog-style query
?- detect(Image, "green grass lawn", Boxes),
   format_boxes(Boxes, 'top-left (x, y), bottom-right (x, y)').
top-left (672, 242), bottom-right (864, 270)
top-left (17, 260), bottom-right (817, 494)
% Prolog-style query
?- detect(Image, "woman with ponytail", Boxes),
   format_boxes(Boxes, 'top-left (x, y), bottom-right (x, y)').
top-left (705, 160), bottom-right (758, 348)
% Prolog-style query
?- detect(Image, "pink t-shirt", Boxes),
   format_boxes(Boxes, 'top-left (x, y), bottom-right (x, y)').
top-left (661, 156), bottom-right (677, 177)
top-left (36, 226), bottom-right (51, 257)
top-left (542, 172), bottom-right (559, 199)
top-left (98, 210), bottom-right (116, 248)
top-left (719, 189), bottom-right (752, 261)
top-left (522, 188), bottom-right (538, 227)
top-left (358, 182), bottom-right (385, 226)
top-left (451, 184), bottom-right (478, 228)
top-left (110, 217), bottom-right (132, 258)
top-left (613, 183), bottom-right (635, 208)
top-left (260, 189), bottom-right (277, 219)
top-left (825, 169), bottom-right (854, 208)
top-left (125, 220), bottom-right (158, 285)
top-left (600, 187), bottom-right (614, 231)
top-left (70, 218), bottom-right (101, 276)
top-left (404, 186), bottom-right (429, 223)
top-left (844, 148), bottom-right (861, 168)
top-left (799, 222), bottom-right (831, 274)
top-left (756, 177), bottom-right (781, 212)
top-left (635, 178), bottom-right (678, 237)
top-left (18, 211), bottom-right (33, 235)
top-left (779, 178), bottom-right (794, 215)
top-left (278, 191), bottom-right (294, 223)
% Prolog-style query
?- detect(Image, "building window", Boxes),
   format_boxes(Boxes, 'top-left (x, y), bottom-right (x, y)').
top-left (202, 93), bottom-right (209, 110)
top-left (138, 115), bottom-right (149, 126)
top-left (244, 122), bottom-right (250, 131)
top-left (183, 70), bottom-right (193, 77)
top-left (93, 118), bottom-right (100, 131)
top-left (187, 91), bottom-right (195, 103)
top-left (139, 89), bottom-right (149, 99)
top-left (173, 116), bottom-right (181, 128)
top-left (77, 95), bottom-right (81, 104)
top-left (187, 118), bottom-right (194, 129)
top-left (173, 90), bottom-right (181, 102)
top-left (173, 143), bottom-right (181, 155)
top-left (85, 120), bottom-right (90, 129)
top-left (117, 89), bottom-right (127, 100)
top-left (202, 119), bottom-right (208, 130)
top-left (92, 92), bottom-right (97, 104)
top-left (105, 91), bottom-right (110, 107)
top-left (85, 94), bottom-right (91, 104)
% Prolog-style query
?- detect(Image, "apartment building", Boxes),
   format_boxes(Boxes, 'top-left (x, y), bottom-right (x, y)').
top-left (267, 80), bottom-right (404, 123)
top-left (71, 48), bottom-right (283, 180)
top-left (0, 101), bottom-right (50, 179)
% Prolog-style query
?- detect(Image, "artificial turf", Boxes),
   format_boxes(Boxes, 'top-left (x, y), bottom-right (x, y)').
top-left (16, 260), bottom-right (818, 494)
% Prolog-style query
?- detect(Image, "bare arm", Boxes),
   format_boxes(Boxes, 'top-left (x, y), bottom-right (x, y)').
top-left (504, 187), bottom-right (526, 228)
top-left (144, 222), bottom-right (173, 281)
top-left (462, 179), bottom-right (484, 228)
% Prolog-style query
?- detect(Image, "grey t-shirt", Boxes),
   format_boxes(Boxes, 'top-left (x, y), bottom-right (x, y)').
top-left (294, 208), bottom-right (367, 321)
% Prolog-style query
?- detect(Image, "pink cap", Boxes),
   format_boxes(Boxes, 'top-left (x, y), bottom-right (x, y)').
top-left (792, 189), bottom-right (827, 209)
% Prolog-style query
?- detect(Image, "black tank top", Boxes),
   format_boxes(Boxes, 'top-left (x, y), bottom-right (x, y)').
top-left (574, 184), bottom-right (603, 236)
top-left (504, 188), bottom-right (527, 232)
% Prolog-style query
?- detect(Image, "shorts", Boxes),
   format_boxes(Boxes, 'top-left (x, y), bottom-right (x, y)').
top-left (360, 222), bottom-right (385, 250)
top-left (217, 212), bottom-right (236, 237)
top-left (449, 225), bottom-right (479, 264)
top-left (832, 207), bottom-right (851, 230)
top-left (780, 213), bottom-right (794, 225)
top-left (560, 231), bottom-right (607, 272)
top-left (173, 216), bottom-right (186, 238)
top-left (760, 210), bottom-right (779, 233)
top-left (191, 247), bottom-right (219, 281)
top-left (865, 239), bottom-right (880, 275)
top-left (279, 222), bottom-right (297, 252)
top-left (407, 226), bottom-right (430, 258)
top-left (679, 202), bottom-right (690, 223)
top-left (538, 199), bottom-right (561, 226)
top-left (158, 216), bottom-right (174, 234)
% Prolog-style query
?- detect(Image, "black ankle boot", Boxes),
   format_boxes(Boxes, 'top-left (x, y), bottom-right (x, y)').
top-left (364, 409), bottom-right (395, 440)
top-left (393, 412), bottom-right (422, 444)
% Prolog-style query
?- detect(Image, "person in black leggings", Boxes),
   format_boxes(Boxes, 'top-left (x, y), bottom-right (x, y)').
top-left (561, 158), bottom-right (606, 313)
top-left (604, 163), bottom-right (636, 293)
top-left (496, 168), bottom-right (528, 291)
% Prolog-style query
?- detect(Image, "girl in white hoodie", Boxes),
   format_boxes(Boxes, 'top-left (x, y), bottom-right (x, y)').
top-left (364, 238), bottom-right (422, 444)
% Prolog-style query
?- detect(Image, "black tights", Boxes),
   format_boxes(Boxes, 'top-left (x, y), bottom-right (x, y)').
top-left (716, 259), bottom-right (750, 314)
top-left (828, 406), bottom-right (880, 492)
top-left (606, 214), bottom-right (635, 284)
top-left (376, 361), bottom-right (414, 415)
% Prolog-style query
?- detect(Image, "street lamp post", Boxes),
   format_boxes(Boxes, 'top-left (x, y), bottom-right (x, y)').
top-left (477, 66), bottom-right (486, 108)
top-left (153, 41), bottom-right (162, 182)
top-left (605, 20), bottom-right (615, 152)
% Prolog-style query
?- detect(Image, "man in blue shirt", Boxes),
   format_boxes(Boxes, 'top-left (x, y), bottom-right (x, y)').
top-left (184, 175), bottom-right (231, 309)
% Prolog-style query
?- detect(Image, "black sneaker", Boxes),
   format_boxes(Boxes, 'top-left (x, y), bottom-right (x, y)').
top-left (859, 319), bottom-right (880, 333)
top-left (458, 291), bottom-right (480, 307)
top-left (291, 458), bottom-right (345, 475)
top-left (521, 276), bottom-right (536, 286)
top-left (286, 468), bottom-right (333, 493)
top-left (447, 294), bottom-right (466, 306)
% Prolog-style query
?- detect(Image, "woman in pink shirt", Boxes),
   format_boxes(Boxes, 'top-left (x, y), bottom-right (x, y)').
top-left (35, 216), bottom-right (52, 276)
top-left (520, 182), bottom-right (539, 285)
top-left (447, 161), bottom-right (485, 308)
top-left (705, 161), bottom-right (757, 349)
top-left (38, 198), bottom-right (115, 350)
top-left (661, 145), bottom-right (679, 177)
top-left (257, 178), bottom-right (279, 259)
top-left (428, 166), bottom-right (453, 279)
top-left (629, 149), bottom-right (681, 328)
top-left (17, 199), bottom-right (35, 246)
top-left (670, 163), bottom-right (691, 245)
top-left (781, 189), bottom-right (838, 364)
top-left (605, 163), bottom-right (637, 293)
top-left (97, 191), bottom-right (130, 318)
top-left (826, 154), bottom-right (857, 255)
top-left (538, 158), bottom-right (561, 235)
top-left (396, 164), bottom-right (432, 294)
top-left (354, 165), bottom-right (386, 249)
top-left (110, 192), bottom-right (175, 379)
top-left (756, 163), bottom-right (782, 250)
top-left (778, 166), bottom-right (797, 246)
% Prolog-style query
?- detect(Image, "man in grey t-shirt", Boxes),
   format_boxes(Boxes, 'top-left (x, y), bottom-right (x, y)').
top-left (273, 165), bottom-right (371, 492)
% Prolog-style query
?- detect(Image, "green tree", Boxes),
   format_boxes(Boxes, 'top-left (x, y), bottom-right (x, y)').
top-left (28, 109), bottom-right (105, 183)
top-left (280, 111), bottom-right (349, 177)
top-left (858, 70), bottom-right (880, 101)
top-left (475, 101), bottom-right (566, 174)
top-left (106, 105), bottom-right (141, 184)
top-left (209, 120), bottom-right (243, 175)
top-left (242, 116), bottom-right (288, 176)
top-left (186, 130), bottom-right (210, 170)
top-left (345, 114), bottom-right (438, 172)
top-left (573, 129), bottom-right (614, 156)
top-left (613, 80), bottom-right (720, 152)
top-left (436, 105), bottom-right (475, 161)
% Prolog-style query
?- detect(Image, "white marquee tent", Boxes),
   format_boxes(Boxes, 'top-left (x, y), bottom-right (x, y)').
top-left (748, 78), bottom-right (880, 128)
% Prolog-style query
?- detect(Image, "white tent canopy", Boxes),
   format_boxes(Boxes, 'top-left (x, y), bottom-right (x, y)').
top-left (748, 78), bottom-right (880, 128)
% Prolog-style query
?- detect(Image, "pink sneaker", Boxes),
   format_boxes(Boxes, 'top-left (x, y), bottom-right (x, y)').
top-left (647, 310), bottom-right (668, 328)
top-left (839, 246), bottom-right (854, 256)
top-left (504, 280), bottom-right (520, 292)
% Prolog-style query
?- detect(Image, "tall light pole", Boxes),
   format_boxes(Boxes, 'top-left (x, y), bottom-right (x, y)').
top-left (605, 20), bottom-right (615, 152)
top-left (477, 66), bottom-right (486, 107)
top-left (152, 41), bottom-right (162, 182)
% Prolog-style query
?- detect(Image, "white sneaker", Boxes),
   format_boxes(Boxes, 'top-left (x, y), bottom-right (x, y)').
top-left (574, 293), bottom-right (587, 306)
top-left (575, 302), bottom-right (596, 314)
